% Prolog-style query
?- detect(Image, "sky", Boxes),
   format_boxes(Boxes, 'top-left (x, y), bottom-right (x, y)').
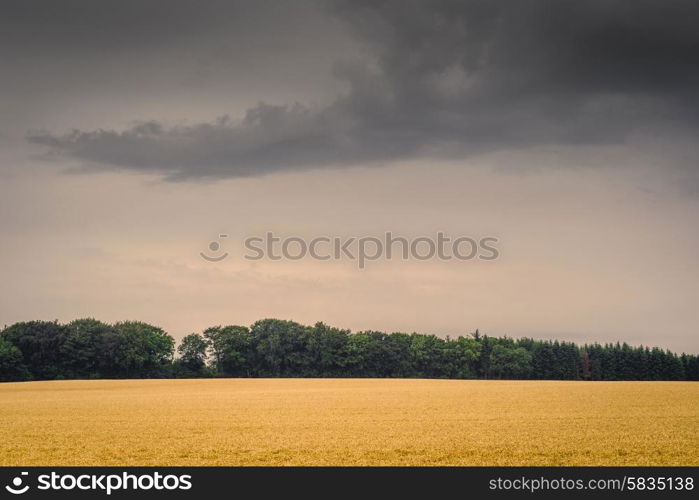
top-left (1, 0), bottom-right (697, 352)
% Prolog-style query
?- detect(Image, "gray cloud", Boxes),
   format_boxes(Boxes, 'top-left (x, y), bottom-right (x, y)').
top-left (26, 0), bottom-right (699, 180)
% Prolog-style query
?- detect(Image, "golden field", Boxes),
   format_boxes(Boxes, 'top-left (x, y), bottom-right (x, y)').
top-left (0, 379), bottom-right (697, 466)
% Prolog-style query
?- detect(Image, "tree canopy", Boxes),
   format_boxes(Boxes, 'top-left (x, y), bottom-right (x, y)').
top-left (1, 318), bottom-right (697, 382)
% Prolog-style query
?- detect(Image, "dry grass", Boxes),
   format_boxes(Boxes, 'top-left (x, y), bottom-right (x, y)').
top-left (0, 378), bottom-right (697, 466)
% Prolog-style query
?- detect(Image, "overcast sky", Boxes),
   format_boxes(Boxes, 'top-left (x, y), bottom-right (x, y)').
top-left (1, 0), bottom-right (697, 352)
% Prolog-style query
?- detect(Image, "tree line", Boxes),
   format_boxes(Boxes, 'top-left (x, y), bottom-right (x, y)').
top-left (1, 318), bottom-right (697, 382)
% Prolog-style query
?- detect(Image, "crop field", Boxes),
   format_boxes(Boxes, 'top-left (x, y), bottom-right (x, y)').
top-left (0, 379), bottom-right (697, 466)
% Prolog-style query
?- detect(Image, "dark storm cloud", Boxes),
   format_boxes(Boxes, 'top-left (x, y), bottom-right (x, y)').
top-left (0, 0), bottom-right (233, 55)
top-left (25, 0), bottom-right (699, 179)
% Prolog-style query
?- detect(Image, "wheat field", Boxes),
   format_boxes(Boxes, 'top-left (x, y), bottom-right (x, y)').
top-left (0, 379), bottom-right (697, 466)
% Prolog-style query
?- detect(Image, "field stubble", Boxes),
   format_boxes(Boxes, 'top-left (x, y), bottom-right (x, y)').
top-left (0, 379), bottom-right (697, 465)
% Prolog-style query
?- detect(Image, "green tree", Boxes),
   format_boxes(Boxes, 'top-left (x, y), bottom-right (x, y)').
top-left (111, 321), bottom-right (175, 378)
top-left (1, 321), bottom-right (67, 380)
top-left (410, 334), bottom-right (446, 377)
top-left (443, 336), bottom-right (481, 378)
top-left (475, 334), bottom-right (494, 378)
top-left (251, 319), bottom-right (310, 376)
top-left (0, 336), bottom-right (29, 381)
top-left (203, 325), bottom-right (253, 376)
top-left (176, 333), bottom-right (209, 375)
top-left (531, 342), bottom-right (555, 379)
top-left (346, 331), bottom-right (383, 377)
top-left (489, 344), bottom-right (532, 379)
top-left (306, 322), bottom-right (350, 376)
top-left (61, 318), bottom-right (114, 378)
